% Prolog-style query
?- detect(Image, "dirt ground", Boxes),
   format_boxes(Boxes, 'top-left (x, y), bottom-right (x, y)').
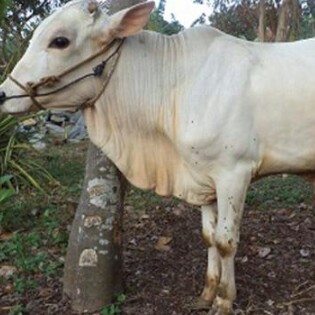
top-left (1, 188), bottom-right (315, 315)
top-left (120, 197), bottom-right (315, 315)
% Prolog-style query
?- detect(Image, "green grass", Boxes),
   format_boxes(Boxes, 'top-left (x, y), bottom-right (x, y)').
top-left (0, 175), bottom-right (15, 204)
top-left (0, 142), bottom-right (86, 298)
top-left (247, 174), bottom-right (314, 210)
top-left (100, 294), bottom-right (126, 315)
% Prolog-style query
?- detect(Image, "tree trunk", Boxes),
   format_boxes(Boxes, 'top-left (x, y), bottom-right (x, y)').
top-left (288, 0), bottom-right (300, 41)
top-left (63, 0), bottom-right (142, 313)
top-left (258, 0), bottom-right (265, 42)
top-left (63, 142), bottom-right (125, 313)
top-left (275, 0), bottom-right (291, 42)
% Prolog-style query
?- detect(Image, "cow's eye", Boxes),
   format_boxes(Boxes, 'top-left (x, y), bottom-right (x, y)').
top-left (49, 37), bottom-right (70, 49)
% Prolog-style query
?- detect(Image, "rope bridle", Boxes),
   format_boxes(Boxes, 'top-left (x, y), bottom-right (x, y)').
top-left (2, 38), bottom-right (125, 111)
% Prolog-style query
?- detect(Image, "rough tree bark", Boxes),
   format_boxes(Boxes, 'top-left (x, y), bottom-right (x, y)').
top-left (63, 0), bottom-right (142, 313)
top-left (275, 0), bottom-right (301, 42)
top-left (63, 142), bottom-right (125, 313)
top-left (275, 0), bottom-right (291, 41)
top-left (258, 0), bottom-right (265, 42)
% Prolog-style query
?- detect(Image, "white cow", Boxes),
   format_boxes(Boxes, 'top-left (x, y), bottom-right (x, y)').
top-left (1, 1), bottom-right (315, 314)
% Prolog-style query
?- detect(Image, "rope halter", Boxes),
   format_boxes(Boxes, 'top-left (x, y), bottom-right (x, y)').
top-left (0, 38), bottom-right (125, 112)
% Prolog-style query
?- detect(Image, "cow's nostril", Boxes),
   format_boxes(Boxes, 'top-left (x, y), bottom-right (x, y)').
top-left (0, 91), bottom-right (6, 105)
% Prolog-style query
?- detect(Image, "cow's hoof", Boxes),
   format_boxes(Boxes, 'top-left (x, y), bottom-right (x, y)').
top-left (208, 308), bottom-right (233, 315)
top-left (207, 297), bottom-right (233, 315)
top-left (187, 296), bottom-right (212, 310)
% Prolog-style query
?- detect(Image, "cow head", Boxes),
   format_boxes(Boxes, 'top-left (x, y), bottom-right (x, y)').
top-left (0, 0), bottom-right (155, 113)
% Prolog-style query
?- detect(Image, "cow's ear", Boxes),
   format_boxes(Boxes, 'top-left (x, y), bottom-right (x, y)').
top-left (109, 1), bottom-right (155, 38)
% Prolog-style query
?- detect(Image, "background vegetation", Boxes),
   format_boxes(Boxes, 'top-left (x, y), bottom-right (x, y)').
top-left (194, 0), bottom-right (315, 41)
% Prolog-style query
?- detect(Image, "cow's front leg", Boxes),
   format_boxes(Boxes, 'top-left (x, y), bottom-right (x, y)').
top-left (210, 167), bottom-right (251, 315)
top-left (197, 204), bottom-right (220, 307)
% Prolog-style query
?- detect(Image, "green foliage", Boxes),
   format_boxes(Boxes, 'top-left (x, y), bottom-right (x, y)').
top-left (0, 114), bottom-right (56, 192)
top-left (0, 230), bottom-right (65, 294)
top-left (193, 0), bottom-right (279, 40)
top-left (210, 0), bottom-right (259, 40)
top-left (194, 0), bottom-right (315, 40)
top-left (247, 175), bottom-right (313, 210)
top-left (0, 0), bottom-right (71, 76)
top-left (300, 0), bottom-right (315, 38)
top-left (100, 294), bottom-right (126, 315)
top-left (8, 305), bottom-right (26, 315)
top-left (147, 0), bottom-right (183, 35)
top-left (0, 144), bottom-right (85, 299)
top-left (0, 175), bottom-right (15, 204)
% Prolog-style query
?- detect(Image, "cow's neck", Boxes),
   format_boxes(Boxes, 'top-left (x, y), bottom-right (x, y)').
top-left (83, 30), bottom-right (192, 199)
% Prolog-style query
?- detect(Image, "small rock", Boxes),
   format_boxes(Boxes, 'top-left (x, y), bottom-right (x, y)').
top-left (267, 299), bottom-right (274, 306)
top-left (258, 247), bottom-right (271, 258)
top-left (300, 249), bottom-right (310, 257)
top-left (172, 208), bottom-right (182, 216)
top-left (32, 141), bottom-right (46, 150)
top-left (241, 256), bottom-right (248, 263)
top-left (304, 217), bottom-right (312, 225)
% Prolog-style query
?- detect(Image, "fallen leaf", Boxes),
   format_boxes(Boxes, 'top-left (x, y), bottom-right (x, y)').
top-left (4, 284), bottom-right (14, 294)
top-left (172, 208), bottom-right (182, 217)
top-left (267, 299), bottom-right (274, 306)
top-left (39, 288), bottom-right (52, 297)
top-left (258, 247), bottom-right (271, 258)
top-left (0, 265), bottom-right (17, 278)
top-left (0, 231), bottom-right (13, 241)
top-left (140, 214), bottom-right (150, 220)
top-left (155, 236), bottom-right (173, 252)
top-left (22, 118), bottom-right (37, 126)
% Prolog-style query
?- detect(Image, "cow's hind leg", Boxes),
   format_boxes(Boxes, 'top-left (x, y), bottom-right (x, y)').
top-left (196, 204), bottom-right (220, 308)
top-left (210, 166), bottom-right (251, 315)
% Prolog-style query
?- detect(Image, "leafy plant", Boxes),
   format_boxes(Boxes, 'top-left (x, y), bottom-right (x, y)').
top-left (8, 304), bottom-right (26, 315)
top-left (0, 174), bottom-right (15, 204)
top-left (147, 0), bottom-right (183, 35)
top-left (0, 0), bottom-right (72, 78)
top-left (0, 113), bottom-right (56, 191)
top-left (100, 294), bottom-right (126, 315)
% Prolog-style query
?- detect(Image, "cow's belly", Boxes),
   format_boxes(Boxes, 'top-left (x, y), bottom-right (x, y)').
top-left (251, 51), bottom-right (315, 176)
top-left (259, 143), bottom-right (315, 176)
top-left (128, 163), bottom-right (217, 205)
top-left (107, 131), bottom-right (217, 205)
top-left (255, 108), bottom-right (315, 175)
top-left (131, 161), bottom-right (217, 205)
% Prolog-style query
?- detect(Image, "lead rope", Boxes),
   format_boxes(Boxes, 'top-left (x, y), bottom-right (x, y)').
top-left (8, 75), bottom-right (45, 110)
top-left (80, 47), bottom-right (122, 110)
top-left (7, 39), bottom-right (124, 111)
